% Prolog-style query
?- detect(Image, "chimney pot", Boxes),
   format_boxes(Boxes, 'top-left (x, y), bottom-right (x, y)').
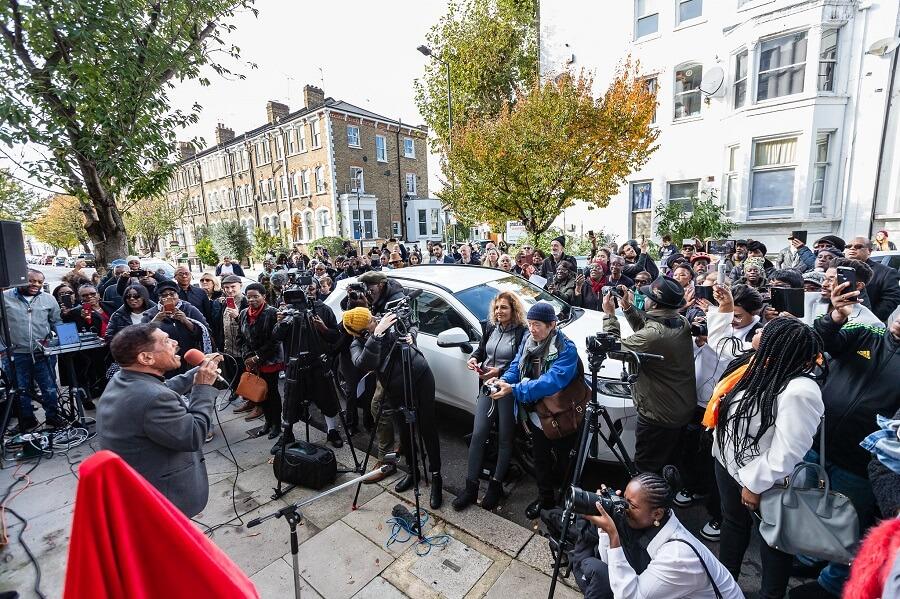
top-left (303, 84), bottom-right (325, 109)
top-left (214, 123), bottom-right (235, 145)
top-left (177, 141), bottom-right (195, 160)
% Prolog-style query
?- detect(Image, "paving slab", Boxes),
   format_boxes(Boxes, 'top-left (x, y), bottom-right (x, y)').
top-left (485, 560), bottom-right (582, 599)
top-left (298, 469), bottom-right (384, 530)
top-left (408, 534), bottom-right (493, 599)
top-left (5, 472), bottom-right (78, 522)
top-left (249, 556), bottom-right (324, 599)
top-left (342, 490), bottom-right (432, 557)
top-left (293, 520), bottom-right (391, 599)
top-left (515, 533), bottom-right (579, 593)
top-left (204, 448), bottom-right (242, 485)
top-left (0, 543), bottom-right (69, 599)
top-left (193, 476), bottom-right (262, 527)
top-left (352, 575), bottom-right (408, 599)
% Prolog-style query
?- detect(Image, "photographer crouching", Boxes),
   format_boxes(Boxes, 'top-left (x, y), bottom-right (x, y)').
top-left (271, 276), bottom-right (343, 451)
top-left (571, 468), bottom-right (743, 598)
top-left (344, 306), bottom-right (444, 508)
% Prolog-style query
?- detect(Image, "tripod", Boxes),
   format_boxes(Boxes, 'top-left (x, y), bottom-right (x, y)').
top-left (546, 344), bottom-right (661, 599)
top-left (249, 455), bottom-right (398, 599)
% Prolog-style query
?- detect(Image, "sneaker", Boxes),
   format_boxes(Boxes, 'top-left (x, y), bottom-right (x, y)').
top-left (699, 520), bottom-right (721, 542)
top-left (674, 490), bottom-right (694, 507)
top-left (205, 430), bottom-right (215, 443)
top-left (326, 429), bottom-right (344, 448)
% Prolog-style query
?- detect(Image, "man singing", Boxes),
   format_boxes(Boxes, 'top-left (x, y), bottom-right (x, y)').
top-left (97, 323), bottom-right (221, 517)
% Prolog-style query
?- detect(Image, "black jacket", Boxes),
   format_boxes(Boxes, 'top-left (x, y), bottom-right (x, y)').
top-left (272, 301), bottom-right (340, 357)
top-left (622, 252), bottom-right (659, 281)
top-left (814, 313), bottom-right (900, 476)
top-left (105, 284), bottom-right (154, 341)
top-left (141, 301), bottom-right (208, 378)
top-left (864, 258), bottom-right (900, 321)
top-left (237, 305), bottom-right (280, 363)
top-left (371, 278), bottom-right (407, 315)
top-left (177, 284), bottom-right (213, 323)
top-left (350, 328), bottom-right (430, 398)
top-left (540, 254), bottom-right (578, 281)
top-left (572, 281), bottom-right (605, 311)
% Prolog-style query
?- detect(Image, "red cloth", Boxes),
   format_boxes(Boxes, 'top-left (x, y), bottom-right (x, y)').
top-left (843, 517), bottom-right (900, 599)
top-left (64, 450), bottom-right (259, 599)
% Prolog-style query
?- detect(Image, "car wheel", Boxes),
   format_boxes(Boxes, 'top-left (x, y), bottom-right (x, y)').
top-left (513, 419), bottom-right (536, 477)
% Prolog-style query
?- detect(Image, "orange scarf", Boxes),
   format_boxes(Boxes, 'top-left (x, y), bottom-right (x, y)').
top-left (701, 361), bottom-right (751, 429)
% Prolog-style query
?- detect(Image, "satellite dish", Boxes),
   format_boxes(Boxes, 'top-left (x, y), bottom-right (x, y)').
top-left (700, 66), bottom-right (726, 97)
top-left (867, 37), bottom-right (900, 57)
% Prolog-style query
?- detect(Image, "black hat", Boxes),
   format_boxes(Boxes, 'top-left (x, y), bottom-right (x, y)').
top-left (552, 235), bottom-right (566, 247)
top-left (746, 240), bottom-right (768, 255)
top-left (813, 235), bottom-right (846, 252)
top-left (639, 275), bottom-right (685, 309)
top-left (156, 279), bottom-right (179, 294)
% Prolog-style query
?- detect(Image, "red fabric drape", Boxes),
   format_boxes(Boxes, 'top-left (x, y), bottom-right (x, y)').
top-left (64, 450), bottom-right (259, 599)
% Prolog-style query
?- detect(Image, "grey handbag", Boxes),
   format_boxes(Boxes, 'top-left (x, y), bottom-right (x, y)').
top-left (756, 419), bottom-right (860, 564)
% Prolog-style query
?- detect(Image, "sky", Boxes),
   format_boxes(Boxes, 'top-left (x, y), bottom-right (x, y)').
top-left (0, 0), bottom-right (451, 194)
top-left (169, 0), bottom-right (450, 191)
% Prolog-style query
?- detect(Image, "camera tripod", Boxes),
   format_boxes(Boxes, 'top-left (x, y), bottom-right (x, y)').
top-left (546, 342), bottom-right (662, 599)
top-left (351, 314), bottom-right (430, 542)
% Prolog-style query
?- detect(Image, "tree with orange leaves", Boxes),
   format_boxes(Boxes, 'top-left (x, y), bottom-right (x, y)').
top-left (30, 194), bottom-right (90, 253)
top-left (443, 65), bottom-right (658, 241)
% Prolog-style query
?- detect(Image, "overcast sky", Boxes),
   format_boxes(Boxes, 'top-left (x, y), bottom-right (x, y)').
top-left (2, 0), bottom-right (450, 194)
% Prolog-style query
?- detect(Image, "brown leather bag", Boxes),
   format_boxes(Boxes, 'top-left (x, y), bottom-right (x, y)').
top-left (531, 355), bottom-right (590, 440)
top-left (236, 371), bottom-right (268, 403)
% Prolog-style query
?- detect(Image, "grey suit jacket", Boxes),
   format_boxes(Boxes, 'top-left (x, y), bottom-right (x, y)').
top-left (97, 367), bottom-right (216, 517)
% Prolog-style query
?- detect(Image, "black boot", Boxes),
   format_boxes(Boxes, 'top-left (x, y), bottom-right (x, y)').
top-left (270, 426), bottom-right (294, 455)
top-left (452, 479), bottom-right (479, 511)
top-left (394, 472), bottom-right (416, 493)
top-left (481, 478), bottom-right (503, 511)
top-left (525, 496), bottom-right (554, 520)
top-left (430, 473), bottom-right (443, 509)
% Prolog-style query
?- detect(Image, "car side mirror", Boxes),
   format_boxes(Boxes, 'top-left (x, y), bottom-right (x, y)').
top-left (436, 327), bottom-right (473, 353)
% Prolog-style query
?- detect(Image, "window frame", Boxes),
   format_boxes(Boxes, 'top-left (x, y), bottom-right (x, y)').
top-left (756, 30), bottom-right (808, 103)
top-left (676, 0), bottom-right (703, 26)
top-left (347, 125), bottom-right (361, 148)
top-left (818, 28), bottom-right (839, 93)
top-left (405, 172), bottom-right (417, 196)
top-left (375, 134), bottom-right (387, 162)
top-left (673, 62), bottom-right (703, 121)
top-left (403, 137), bottom-right (415, 158)
top-left (310, 118), bottom-right (321, 148)
top-left (810, 131), bottom-right (832, 213)
top-left (315, 166), bottom-right (325, 194)
top-left (634, 0), bottom-right (659, 40)
top-left (298, 125), bottom-right (307, 152)
top-left (749, 135), bottom-right (798, 217)
top-left (724, 145), bottom-right (740, 216)
top-left (666, 179), bottom-right (700, 213)
top-left (418, 209), bottom-right (428, 236)
top-left (351, 208), bottom-right (375, 239)
top-left (733, 49), bottom-right (749, 109)
top-left (643, 77), bottom-right (658, 124)
top-left (349, 167), bottom-right (365, 193)
top-left (301, 170), bottom-right (311, 196)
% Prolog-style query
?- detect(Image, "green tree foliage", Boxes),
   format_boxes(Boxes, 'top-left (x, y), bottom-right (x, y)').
top-left (209, 221), bottom-right (250, 262)
top-left (0, 0), bottom-right (255, 266)
top-left (654, 189), bottom-right (736, 246)
top-left (444, 68), bottom-right (658, 241)
top-left (414, 0), bottom-right (538, 149)
top-left (512, 227), bottom-right (614, 257)
top-left (122, 192), bottom-right (189, 256)
top-left (308, 236), bottom-right (345, 259)
top-left (0, 169), bottom-right (44, 222)
top-left (30, 194), bottom-right (89, 252)
top-left (251, 227), bottom-right (284, 262)
top-left (195, 237), bottom-right (219, 267)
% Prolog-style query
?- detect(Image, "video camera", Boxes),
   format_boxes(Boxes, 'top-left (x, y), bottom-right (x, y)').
top-left (382, 289), bottom-right (422, 335)
top-left (345, 282), bottom-right (370, 305)
top-left (568, 485), bottom-right (629, 517)
top-left (280, 275), bottom-right (316, 313)
top-left (586, 332), bottom-right (621, 357)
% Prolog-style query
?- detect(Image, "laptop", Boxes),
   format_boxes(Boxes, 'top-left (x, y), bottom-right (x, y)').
top-left (55, 322), bottom-right (80, 346)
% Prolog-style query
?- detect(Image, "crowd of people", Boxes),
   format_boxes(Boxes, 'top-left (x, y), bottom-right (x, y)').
top-left (2, 228), bottom-right (900, 599)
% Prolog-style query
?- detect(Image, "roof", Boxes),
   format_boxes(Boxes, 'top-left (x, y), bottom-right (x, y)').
top-left (179, 98), bottom-right (425, 165)
top-left (382, 265), bottom-right (511, 293)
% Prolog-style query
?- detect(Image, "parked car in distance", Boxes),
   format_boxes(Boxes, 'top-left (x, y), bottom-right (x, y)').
top-left (325, 265), bottom-right (639, 463)
top-left (42, 255), bottom-right (54, 265)
top-left (139, 258), bottom-right (176, 280)
top-left (77, 253), bottom-right (95, 267)
top-left (54, 256), bottom-right (67, 266)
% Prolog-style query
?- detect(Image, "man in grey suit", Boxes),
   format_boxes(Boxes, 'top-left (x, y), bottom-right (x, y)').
top-left (97, 323), bottom-right (222, 517)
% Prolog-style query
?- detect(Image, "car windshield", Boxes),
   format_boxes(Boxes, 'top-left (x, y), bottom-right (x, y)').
top-left (455, 276), bottom-right (572, 323)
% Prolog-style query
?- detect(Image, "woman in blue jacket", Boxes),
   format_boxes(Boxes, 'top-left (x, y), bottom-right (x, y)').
top-left (488, 301), bottom-right (582, 520)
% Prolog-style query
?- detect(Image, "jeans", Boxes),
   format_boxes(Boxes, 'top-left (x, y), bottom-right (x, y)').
top-left (528, 419), bottom-right (577, 503)
top-left (466, 392), bottom-right (515, 482)
top-left (634, 414), bottom-right (683, 474)
top-left (715, 460), bottom-right (793, 599)
top-left (803, 450), bottom-right (877, 596)
top-left (574, 557), bottom-right (614, 599)
top-left (9, 353), bottom-right (60, 421)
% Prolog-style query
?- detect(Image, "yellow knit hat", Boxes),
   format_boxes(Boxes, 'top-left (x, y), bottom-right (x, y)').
top-left (342, 307), bottom-right (373, 336)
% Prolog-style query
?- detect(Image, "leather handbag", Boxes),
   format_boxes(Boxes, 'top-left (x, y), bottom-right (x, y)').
top-left (236, 371), bottom-right (268, 404)
top-left (756, 419), bottom-right (860, 564)
top-left (534, 360), bottom-right (589, 440)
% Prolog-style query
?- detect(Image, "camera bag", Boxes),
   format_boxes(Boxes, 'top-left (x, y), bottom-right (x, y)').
top-left (273, 440), bottom-right (337, 489)
top-left (533, 359), bottom-right (590, 440)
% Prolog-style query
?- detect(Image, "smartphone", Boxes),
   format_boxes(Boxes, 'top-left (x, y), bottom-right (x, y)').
top-left (225, 296), bottom-right (236, 310)
top-left (836, 266), bottom-right (857, 298)
top-left (474, 364), bottom-right (486, 375)
top-left (163, 299), bottom-right (176, 314)
top-left (771, 287), bottom-right (805, 317)
top-left (790, 230), bottom-right (808, 245)
top-left (60, 294), bottom-right (73, 309)
top-left (694, 285), bottom-right (718, 305)
top-left (706, 239), bottom-right (735, 255)
top-left (588, 230), bottom-right (594, 238)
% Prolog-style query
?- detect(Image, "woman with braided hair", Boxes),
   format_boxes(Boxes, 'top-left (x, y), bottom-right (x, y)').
top-left (711, 316), bottom-right (825, 599)
top-left (575, 466), bottom-right (744, 598)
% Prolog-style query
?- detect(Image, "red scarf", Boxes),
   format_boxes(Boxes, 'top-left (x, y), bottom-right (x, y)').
top-left (246, 301), bottom-right (265, 325)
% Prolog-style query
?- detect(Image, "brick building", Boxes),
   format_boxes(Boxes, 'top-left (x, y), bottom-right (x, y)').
top-left (166, 84), bottom-right (430, 255)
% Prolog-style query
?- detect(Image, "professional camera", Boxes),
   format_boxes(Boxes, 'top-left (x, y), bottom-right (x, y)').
top-left (586, 332), bottom-right (621, 356)
top-left (601, 285), bottom-right (623, 298)
top-left (280, 275), bottom-right (316, 312)
top-left (481, 383), bottom-right (501, 396)
top-left (382, 289), bottom-right (422, 334)
top-left (345, 282), bottom-right (370, 304)
top-left (568, 486), bottom-right (629, 517)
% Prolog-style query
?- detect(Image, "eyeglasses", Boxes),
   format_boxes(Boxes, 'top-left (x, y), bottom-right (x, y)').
top-left (847, 244), bottom-right (867, 250)
top-left (80, 292), bottom-right (97, 298)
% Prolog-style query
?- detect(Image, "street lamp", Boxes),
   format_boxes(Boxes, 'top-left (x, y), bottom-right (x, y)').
top-left (417, 43), bottom-right (453, 244)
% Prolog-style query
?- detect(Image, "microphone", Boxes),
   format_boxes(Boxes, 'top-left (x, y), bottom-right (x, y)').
top-left (183, 348), bottom-right (230, 386)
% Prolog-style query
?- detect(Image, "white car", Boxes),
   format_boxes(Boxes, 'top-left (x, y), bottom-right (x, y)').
top-left (325, 265), bottom-right (639, 464)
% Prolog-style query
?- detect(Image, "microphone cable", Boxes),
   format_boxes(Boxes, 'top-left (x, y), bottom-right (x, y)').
top-left (385, 503), bottom-right (450, 556)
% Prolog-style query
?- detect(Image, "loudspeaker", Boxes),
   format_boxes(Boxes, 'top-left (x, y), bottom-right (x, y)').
top-left (0, 220), bottom-right (28, 288)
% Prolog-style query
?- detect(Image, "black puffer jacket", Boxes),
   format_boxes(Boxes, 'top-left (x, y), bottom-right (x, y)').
top-left (106, 284), bottom-right (154, 341)
top-left (350, 328), bottom-right (430, 398)
top-left (814, 313), bottom-right (900, 476)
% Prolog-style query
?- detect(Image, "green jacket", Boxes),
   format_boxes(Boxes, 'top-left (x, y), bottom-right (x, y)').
top-left (603, 306), bottom-right (696, 427)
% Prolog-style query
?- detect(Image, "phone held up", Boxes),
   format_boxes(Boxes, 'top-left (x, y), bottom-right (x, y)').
top-left (225, 296), bottom-right (236, 310)
top-left (163, 298), bottom-right (176, 314)
top-left (836, 266), bottom-right (858, 302)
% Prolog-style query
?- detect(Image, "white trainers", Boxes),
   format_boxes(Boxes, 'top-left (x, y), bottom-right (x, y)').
top-left (700, 520), bottom-right (721, 542)
top-left (673, 490), bottom-right (695, 507)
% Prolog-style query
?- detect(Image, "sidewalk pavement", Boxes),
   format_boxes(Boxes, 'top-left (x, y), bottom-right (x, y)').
top-left (0, 397), bottom-right (582, 599)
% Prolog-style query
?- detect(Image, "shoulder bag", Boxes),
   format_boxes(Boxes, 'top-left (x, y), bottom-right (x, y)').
top-left (236, 371), bottom-right (268, 404)
top-left (664, 538), bottom-right (723, 599)
top-left (756, 419), bottom-right (860, 564)
top-left (533, 358), bottom-right (589, 440)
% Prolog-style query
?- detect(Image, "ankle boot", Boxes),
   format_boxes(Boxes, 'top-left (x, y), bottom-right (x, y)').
top-left (481, 478), bottom-right (503, 511)
top-left (430, 473), bottom-right (443, 509)
top-left (395, 472), bottom-right (416, 493)
top-left (452, 479), bottom-right (479, 511)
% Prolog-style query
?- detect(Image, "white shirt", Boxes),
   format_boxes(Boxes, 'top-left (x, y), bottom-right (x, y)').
top-left (598, 513), bottom-right (744, 599)
top-left (220, 263), bottom-right (234, 275)
top-left (812, 301), bottom-right (882, 327)
top-left (693, 341), bottom-right (720, 408)
top-left (130, 312), bottom-right (144, 325)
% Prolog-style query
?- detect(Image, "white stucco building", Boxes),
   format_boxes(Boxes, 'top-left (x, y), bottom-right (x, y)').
top-left (541, 0), bottom-right (900, 249)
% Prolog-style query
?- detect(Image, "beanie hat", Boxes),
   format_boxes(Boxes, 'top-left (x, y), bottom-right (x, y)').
top-left (342, 307), bottom-right (372, 336)
top-left (552, 235), bottom-right (566, 247)
top-left (802, 271), bottom-right (825, 288)
top-left (744, 256), bottom-right (766, 271)
top-left (526, 302), bottom-right (557, 323)
top-left (814, 234), bottom-right (846, 252)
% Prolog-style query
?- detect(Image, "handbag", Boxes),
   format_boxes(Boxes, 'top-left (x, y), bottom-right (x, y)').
top-left (236, 371), bottom-right (268, 404)
top-left (533, 359), bottom-right (589, 440)
top-left (664, 539), bottom-right (722, 599)
top-left (756, 419), bottom-right (860, 564)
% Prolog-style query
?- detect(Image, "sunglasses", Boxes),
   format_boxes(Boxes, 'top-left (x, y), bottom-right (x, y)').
top-left (201, 278), bottom-right (214, 282)
top-left (80, 292), bottom-right (98, 297)
top-left (847, 244), bottom-right (867, 250)
top-left (125, 294), bottom-right (141, 299)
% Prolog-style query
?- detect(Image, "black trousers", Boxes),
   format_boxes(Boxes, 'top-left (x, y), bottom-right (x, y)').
top-left (574, 557), bottom-right (614, 599)
top-left (634, 414), bottom-right (683, 474)
top-left (259, 370), bottom-right (283, 428)
top-left (528, 419), bottom-right (577, 503)
top-left (389, 369), bottom-right (441, 473)
top-left (677, 406), bottom-right (721, 521)
top-left (715, 461), bottom-right (793, 599)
